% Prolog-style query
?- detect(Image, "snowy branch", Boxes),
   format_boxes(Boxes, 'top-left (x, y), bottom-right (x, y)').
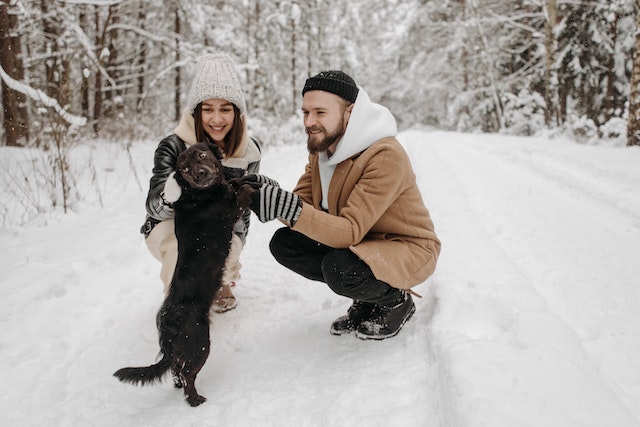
top-left (0, 66), bottom-right (87, 127)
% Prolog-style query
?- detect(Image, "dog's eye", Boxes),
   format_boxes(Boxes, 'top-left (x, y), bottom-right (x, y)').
top-left (182, 167), bottom-right (189, 173)
top-left (199, 152), bottom-right (207, 159)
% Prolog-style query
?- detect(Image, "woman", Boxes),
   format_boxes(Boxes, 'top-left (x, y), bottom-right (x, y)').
top-left (141, 53), bottom-right (261, 313)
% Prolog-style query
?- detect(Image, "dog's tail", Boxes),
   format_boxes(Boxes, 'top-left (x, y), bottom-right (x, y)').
top-left (113, 353), bottom-right (171, 386)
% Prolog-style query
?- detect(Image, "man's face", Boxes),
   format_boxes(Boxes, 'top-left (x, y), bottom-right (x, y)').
top-left (302, 91), bottom-right (353, 155)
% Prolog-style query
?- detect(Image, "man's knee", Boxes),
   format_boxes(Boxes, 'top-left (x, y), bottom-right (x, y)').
top-left (321, 249), bottom-right (400, 304)
top-left (321, 249), bottom-right (365, 296)
top-left (269, 227), bottom-right (292, 262)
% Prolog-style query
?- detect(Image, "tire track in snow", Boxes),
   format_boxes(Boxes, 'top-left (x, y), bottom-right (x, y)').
top-left (403, 131), bottom-right (557, 426)
top-left (456, 133), bottom-right (640, 232)
top-left (418, 131), bottom-right (640, 338)
top-left (406, 131), bottom-right (640, 423)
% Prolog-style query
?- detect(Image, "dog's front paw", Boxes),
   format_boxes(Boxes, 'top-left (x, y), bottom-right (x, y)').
top-left (236, 183), bottom-right (255, 210)
top-left (162, 172), bottom-right (183, 204)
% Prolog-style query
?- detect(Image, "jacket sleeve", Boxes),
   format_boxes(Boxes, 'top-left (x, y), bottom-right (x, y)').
top-left (292, 156), bottom-right (314, 205)
top-left (145, 136), bottom-right (184, 221)
top-left (234, 137), bottom-right (262, 245)
top-left (291, 145), bottom-right (408, 248)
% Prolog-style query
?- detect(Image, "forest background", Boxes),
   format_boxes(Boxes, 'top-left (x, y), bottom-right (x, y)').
top-left (1, 0), bottom-right (640, 223)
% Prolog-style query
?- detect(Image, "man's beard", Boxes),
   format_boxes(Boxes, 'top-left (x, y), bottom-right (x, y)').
top-left (306, 117), bottom-right (346, 155)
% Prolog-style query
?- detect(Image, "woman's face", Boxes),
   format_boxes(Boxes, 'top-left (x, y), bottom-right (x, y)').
top-left (200, 98), bottom-right (235, 143)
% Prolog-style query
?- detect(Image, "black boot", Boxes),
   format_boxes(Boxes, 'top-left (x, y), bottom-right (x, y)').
top-left (330, 300), bottom-right (376, 335)
top-left (355, 292), bottom-right (415, 340)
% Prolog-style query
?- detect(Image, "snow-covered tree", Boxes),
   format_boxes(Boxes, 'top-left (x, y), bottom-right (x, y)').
top-left (1, 0), bottom-right (637, 145)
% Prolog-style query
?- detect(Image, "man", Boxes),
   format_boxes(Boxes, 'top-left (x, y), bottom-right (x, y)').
top-left (244, 70), bottom-right (441, 340)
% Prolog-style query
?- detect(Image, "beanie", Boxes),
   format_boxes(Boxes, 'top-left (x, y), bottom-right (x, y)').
top-left (186, 53), bottom-right (246, 115)
top-left (302, 70), bottom-right (359, 103)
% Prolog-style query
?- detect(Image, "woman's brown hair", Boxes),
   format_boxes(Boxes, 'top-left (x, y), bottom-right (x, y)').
top-left (193, 103), bottom-right (243, 158)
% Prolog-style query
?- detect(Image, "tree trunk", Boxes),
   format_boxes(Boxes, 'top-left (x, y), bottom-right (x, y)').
top-left (290, 1), bottom-right (300, 115)
top-left (544, 0), bottom-right (558, 127)
top-left (291, 11), bottom-right (297, 116)
top-left (79, 5), bottom-right (90, 118)
top-left (136, 4), bottom-right (146, 113)
top-left (0, 0), bottom-right (29, 146)
top-left (626, 5), bottom-right (640, 146)
top-left (174, 5), bottom-right (181, 121)
top-left (41, 0), bottom-right (61, 101)
top-left (604, 12), bottom-right (618, 123)
top-left (459, 0), bottom-right (469, 92)
top-left (93, 6), bottom-right (103, 135)
top-left (105, 7), bottom-right (119, 117)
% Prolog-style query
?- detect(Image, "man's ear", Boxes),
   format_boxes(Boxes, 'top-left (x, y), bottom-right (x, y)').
top-left (344, 102), bottom-right (354, 122)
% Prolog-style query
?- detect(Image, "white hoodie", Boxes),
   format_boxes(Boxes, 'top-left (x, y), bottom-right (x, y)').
top-left (317, 88), bottom-right (398, 210)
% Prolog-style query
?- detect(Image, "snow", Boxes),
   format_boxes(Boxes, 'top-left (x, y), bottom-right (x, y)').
top-left (2, 130), bottom-right (640, 426)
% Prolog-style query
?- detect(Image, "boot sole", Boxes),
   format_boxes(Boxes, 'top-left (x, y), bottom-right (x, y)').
top-left (330, 327), bottom-right (355, 336)
top-left (355, 303), bottom-right (416, 341)
top-left (210, 299), bottom-right (238, 314)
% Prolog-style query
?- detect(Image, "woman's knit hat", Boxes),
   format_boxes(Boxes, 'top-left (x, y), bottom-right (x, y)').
top-left (302, 70), bottom-right (359, 103)
top-left (186, 53), bottom-right (246, 115)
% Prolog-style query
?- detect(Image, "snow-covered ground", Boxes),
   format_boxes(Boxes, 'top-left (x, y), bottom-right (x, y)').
top-left (1, 130), bottom-right (640, 426)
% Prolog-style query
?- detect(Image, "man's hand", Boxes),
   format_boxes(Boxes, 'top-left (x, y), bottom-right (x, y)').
top-left (251, 184), bottom-right (302, 226)
top-left (239, 173), bottom-right (280, 188)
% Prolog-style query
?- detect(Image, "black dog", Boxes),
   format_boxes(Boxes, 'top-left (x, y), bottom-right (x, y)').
top-left (114, 142), bottom-right (253, 406)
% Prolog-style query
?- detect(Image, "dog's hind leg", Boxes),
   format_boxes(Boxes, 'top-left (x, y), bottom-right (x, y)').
top-left (181, 350), bottom-right (209, 406)
top-left (172, 367), bottom-right (183, 388)
top-left (183, 381), bottom-right (206, 407)
top-left (180, 327), bottom-right (211, 406)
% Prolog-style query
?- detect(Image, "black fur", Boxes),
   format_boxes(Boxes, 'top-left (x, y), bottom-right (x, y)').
top-left (114, 142), bottom-right (253, 407)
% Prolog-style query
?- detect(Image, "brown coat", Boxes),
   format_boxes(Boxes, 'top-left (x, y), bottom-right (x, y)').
top-left (291, 137), bottom-right (441, 289)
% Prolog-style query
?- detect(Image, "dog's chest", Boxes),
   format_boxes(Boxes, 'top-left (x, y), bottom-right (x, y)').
top-left (174, 189), bottom-right (239, 246)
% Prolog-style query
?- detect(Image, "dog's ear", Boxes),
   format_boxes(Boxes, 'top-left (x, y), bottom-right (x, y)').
top-left (207, 143), bottom-right (224, 161)
top-left (175, 151), bottom-right (192, 189)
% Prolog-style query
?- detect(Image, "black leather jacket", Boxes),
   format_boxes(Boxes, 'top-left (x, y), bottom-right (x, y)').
top-left (140, 134), bottom-right (261, 244)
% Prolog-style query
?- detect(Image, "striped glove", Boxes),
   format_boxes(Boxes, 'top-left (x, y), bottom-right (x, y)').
top-left (240, 173), bottom-right (280, 188)
top-left (251, 184), bottom-right (302, 226)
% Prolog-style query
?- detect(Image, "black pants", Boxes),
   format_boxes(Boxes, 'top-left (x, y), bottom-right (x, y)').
top-left (269, 227), bottom-right (402, 307)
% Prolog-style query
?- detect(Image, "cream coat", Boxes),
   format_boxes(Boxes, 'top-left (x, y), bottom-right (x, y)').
top-left (144, 110), bottom-right (261, 291)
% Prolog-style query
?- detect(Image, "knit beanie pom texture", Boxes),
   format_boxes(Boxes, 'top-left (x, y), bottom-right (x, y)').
top-left (302, 70), bottom-right (359, 103)
top-left (187, 53), bottom-right (246, 115)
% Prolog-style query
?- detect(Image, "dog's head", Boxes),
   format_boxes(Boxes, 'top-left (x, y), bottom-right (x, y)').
top-left (175, 142), bottom-right (225, 190)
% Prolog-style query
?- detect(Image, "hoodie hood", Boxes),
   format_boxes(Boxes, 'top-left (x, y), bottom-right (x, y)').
top-left (317, 88), bottom-right (397, 209)
top-left (174, 110), bottom-right (198, 146)
top-left (324, 87), bottom-right (397, 166)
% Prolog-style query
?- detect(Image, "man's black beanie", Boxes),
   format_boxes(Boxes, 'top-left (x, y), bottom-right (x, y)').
top-left (302, 70), bottom-right (359, 103)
